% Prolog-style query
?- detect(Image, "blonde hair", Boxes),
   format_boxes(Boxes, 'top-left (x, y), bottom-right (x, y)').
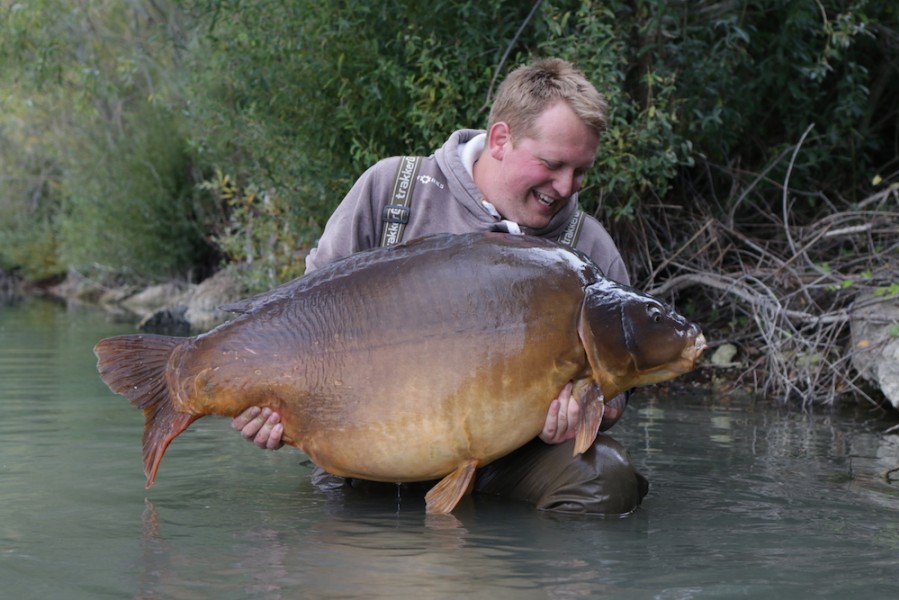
top-left (488, 58), bottom-right (608, 139)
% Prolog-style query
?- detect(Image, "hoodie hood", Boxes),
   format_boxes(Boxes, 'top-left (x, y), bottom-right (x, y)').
top-left (434, 129), bottom-right (580, 237)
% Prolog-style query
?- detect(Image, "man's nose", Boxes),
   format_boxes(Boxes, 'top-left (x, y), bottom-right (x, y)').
top-left (553, 169), bottom-right (579, 198)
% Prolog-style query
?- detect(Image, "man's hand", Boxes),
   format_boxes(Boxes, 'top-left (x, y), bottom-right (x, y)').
top-left (231, 406), bottom-right (284, 450)
top-left (539, 382), bottom-right (579, 444)
top-left (539, 383), bottom-right (630, 444)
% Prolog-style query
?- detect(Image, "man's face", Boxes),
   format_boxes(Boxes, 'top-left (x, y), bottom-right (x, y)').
top-left (489, 101), bottom-right (599, 229)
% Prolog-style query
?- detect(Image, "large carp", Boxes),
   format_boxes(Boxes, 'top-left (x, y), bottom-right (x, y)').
top-left (95, 232), bottom-right (705, 514)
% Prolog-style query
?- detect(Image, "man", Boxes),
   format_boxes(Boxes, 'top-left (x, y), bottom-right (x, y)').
top-left (232, 57), bottom-right (648, 514)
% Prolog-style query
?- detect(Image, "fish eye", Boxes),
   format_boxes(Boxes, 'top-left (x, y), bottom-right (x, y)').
top-left (648, 304), bottom-right (663, 323)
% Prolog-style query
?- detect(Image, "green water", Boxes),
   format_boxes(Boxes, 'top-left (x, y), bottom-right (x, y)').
top-left (2, 299), bottom-right (898, 599)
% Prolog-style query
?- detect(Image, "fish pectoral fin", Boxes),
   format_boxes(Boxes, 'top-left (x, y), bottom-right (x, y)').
top-left (573, 382), bottom-right (605, 456)
top-left (424, 459), bottom-right (479, 514)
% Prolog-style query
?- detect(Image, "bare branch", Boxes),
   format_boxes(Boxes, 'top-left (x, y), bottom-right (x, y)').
top-left (480, 0), bottom-right (543, 113)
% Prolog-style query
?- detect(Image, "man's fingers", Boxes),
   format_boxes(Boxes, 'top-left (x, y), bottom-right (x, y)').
top-left (254, 412), bottom-right (283, 449)
top-left (540, 399), bottom-right (561, 442)
top-left (231, 407), bottom-right (285, 449)
top-left (231, 406), bottom-right (261, 431)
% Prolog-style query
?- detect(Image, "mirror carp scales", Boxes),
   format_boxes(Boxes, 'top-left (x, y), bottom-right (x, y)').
top-left (95, 232), bottom-right (706, 514)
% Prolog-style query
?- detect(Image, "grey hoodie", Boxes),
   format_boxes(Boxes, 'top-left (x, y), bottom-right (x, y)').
top-left (306, 129), bottom-right (629, 285)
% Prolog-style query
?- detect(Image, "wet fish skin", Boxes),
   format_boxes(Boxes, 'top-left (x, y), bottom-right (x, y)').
top-left (95, 232), bottom-right (705, 514)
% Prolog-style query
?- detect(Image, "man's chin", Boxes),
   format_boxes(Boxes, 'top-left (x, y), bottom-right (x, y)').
top-left (520, 213), bottom-right (555, 231)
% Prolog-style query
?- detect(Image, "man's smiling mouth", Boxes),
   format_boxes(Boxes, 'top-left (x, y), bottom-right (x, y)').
top-left (534, 190), bottom-right (556, 207)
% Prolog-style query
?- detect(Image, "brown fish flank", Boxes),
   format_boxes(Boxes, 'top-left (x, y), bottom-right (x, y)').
top-left (94, 232), bottom-right (705, 514)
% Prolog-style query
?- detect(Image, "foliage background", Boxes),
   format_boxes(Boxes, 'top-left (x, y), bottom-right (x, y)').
top-left (1, 0), bottom-right (897, 402)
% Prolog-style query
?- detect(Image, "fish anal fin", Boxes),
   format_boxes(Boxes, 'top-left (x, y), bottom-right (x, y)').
top-left (424, 459), bottom-right (478, 514)
top-left (573, 381), bottom-right (605, 456)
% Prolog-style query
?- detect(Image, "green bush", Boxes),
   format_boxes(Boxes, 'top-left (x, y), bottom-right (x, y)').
top-left (536, 0), bottom-right (898, 215)
top-left (183, 0), bottom-right (533, 232)
top-left (0, 214), bottom-right (62, 282)
top-left (659, 0), bottom-right (895, 204)
top-left (537, 1), bottom-right (692, 219)
top-left (0, 103), bottom-right (66, 281)
top-left (58, 104), bottom-right (217, 282)
top-left (180, 0), bottom-right (536, 290)
top-left (1, 0), bottom-right (897, 288)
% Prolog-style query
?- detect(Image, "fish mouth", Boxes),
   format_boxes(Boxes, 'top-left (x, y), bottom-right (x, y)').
top-left (662, 333), bottom-right (708, 376)
top-left (682, 333), bottom-right (707, 367)
top-left (629, 333), bottom-right (708, 386)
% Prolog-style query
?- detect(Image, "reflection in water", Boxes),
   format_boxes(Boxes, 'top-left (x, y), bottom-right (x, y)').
top-left (2, 299), bottom-right (899, 599)
top-left (134, 486), bottom-right (621, 599)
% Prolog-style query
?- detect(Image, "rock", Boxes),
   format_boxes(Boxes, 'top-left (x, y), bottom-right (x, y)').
top-left (120, 282), bottom-right (188, 318)
top-left (850, 291), bottom-right (899, 410)
top-left (1, 269), bottom-right (24, 302)
top-left (183, 268), bottom-right (244, 331)
top-left (139, 304), bottom-right (191, 335)
top-left (39, 266), bottom-right (248, 334)
top-left (710, 343), bottom-right (740, 367)
top-left (138, 268), bottom-right (245, 334)
top-left (879, 343), bottom-right (899, 406)
top-left (49, 268), bottom-right (107, 304)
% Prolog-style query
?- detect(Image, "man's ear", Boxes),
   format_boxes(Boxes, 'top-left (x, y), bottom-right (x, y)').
top-left (486, 121), bottom-right (512, 160)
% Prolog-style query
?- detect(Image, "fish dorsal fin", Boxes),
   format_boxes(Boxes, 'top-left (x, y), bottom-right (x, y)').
top-left (424, 459), bottom-right (479, 514)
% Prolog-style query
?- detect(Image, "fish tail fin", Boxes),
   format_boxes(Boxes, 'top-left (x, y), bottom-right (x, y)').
top-left (94, 334), bottom-right (198, 487)
top-left (573, 381), bottom-right (605, 455)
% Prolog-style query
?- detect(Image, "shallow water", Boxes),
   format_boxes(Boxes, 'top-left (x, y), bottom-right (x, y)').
top-left (2, 298), bottom-right (898, 599)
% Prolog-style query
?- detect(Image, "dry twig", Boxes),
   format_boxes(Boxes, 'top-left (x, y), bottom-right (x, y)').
top-left (620, 138), bottom-right (899, 406)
